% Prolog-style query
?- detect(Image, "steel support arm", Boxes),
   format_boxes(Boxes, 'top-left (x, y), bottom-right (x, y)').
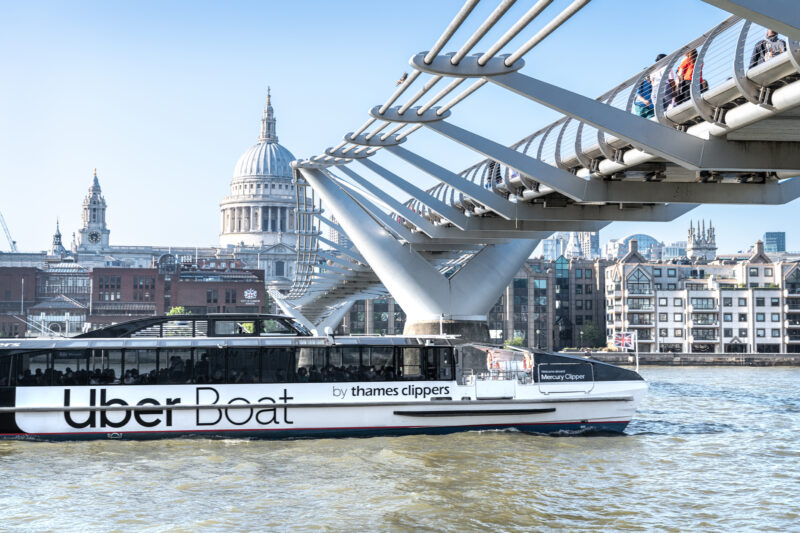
top-left (384, 145), bottom-right (523, 219)
top-left (489, 71), bottom-right (800, 172)
top-left (357, 158), bottom-right (470, 229)
top-left (701, 0), bottom-right (800, 42)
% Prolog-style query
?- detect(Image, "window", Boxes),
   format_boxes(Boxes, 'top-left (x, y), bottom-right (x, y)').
top-left (576, 300), bottom-right (583, 310)
top-left (756, 313), bottom-right (765, 322)
top-left (750, 283), bottom-right (759, 288)
top-left (659, 328), bottom-right (668, 337)
top-left (723, 297), bottom-right (732, 307)
top-left (674, 313), bottom-right (683, 322)
top-left (765, 267), bottom-right (773, 276)
top-left (585, 284), bottom-right (592, 294)
top-left (575, 285), bottom-right (583, 295)
top-left (654, 268), bottom-right (662, 276)
top-left (739, 313), bottom-right (748, 322)
top-left (158, 349), bottom-right (192, 384)
top-left (575, 269), bottom-right (583, 279)
top-left (738, 298), bottom-right (747, 306)
top-left (575, 315), bottom-right (584, 325)
top-left (659, 313), bottom-right (668, 321)
top-left (674, 298), bottom-right (683, 307)
top-left (771, 313), bottom-right (780, 321)
top-left (724, 328), bottom-right (733, 337)
top-left (206, 289), bottom-right (218, 304)
top-left (655, 283), bottom-right (662, 290)
top-left (667, 268), bottom-right (676, 277)
top-left (756, 328), bottom-right (766, 338)
top-left (723, 313), bottom-right (733, 322)
top-left (627, 269), bottom-right (650, 294)
top-left (750, 267), bottom-right (759, 276)
top-left (739, 328), bottom-right (748, 337)
top-left (225, 289), bottom-right (237, 304)
top-left (674, 329), bottom-right (683, 337)
top-left (585, 300), bottom-right (592, 310)
top-left (756, 297), bottom-right (765, 307)
top-left (213, 320), bottom-right (255, 336)
top-left (585, 269), bottom-right (592, 279)
top-left (691, 298), bottom-right (715, 309)
top-left (658, 298), bottom-right (668, 306)
top-left (667, 283), bottom-right (677, 290)
top-left (400, 347), bottom-right (423, 379)
top-left (771, 298), bottom-right (780, 307)
top-left (772, 329), bottom-right (781, 338)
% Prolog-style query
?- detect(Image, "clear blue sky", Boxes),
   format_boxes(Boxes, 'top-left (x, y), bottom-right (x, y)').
top-left (0, 0), bottom-right (793, 254)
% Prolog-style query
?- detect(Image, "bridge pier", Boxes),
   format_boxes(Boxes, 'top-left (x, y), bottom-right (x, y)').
top-left (296, 166), bottom-right (538, 345)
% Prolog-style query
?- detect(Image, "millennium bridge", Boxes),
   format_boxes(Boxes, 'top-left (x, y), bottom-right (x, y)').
top-left (275, 0), bottom-right (800, 343)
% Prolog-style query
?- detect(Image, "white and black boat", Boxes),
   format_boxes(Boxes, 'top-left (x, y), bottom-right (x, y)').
top-left (0, 314), bottom-right (647, 440)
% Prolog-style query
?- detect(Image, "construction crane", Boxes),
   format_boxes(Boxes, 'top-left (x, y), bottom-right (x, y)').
top-left (0, 209), bottom-right (18, 252)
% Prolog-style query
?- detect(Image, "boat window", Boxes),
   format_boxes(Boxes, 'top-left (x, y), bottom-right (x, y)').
top-left (434, 348), bottom-right (454, 380)
top-left (89, 349), bottom-right (123, 385)
top-left (296, 347), bottom-right (325, 382)
top-left (365, 346), bottom-right (394, 379)
top-left (327, 347), bottom-right (359, 381)
top-left (0, 351), bottom-right (11, 387)
top-left (262, 347), bottom-right (296, 383)
top-left (124, 349), bottom-right (157, 384)
top-left (229, 347), bottom-right (260, 383)
top-left (158, 349), bottom-right (192, 384)
top-left (14, 351), bottom-right (51, 386)
top-left (213, 320), bottom-right (255, 336)
top-left (196, 348), bottom-right (225, 383)
top-left (54, 350), bottom-right (89, 385)
top-left (260, 319), bottom-right (294, 336)
top-left (400, 347), bottom-right (423, 379)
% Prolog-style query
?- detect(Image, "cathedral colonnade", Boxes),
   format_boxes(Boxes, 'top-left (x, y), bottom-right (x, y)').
top-left (220, 205), bottom-right (294, 234)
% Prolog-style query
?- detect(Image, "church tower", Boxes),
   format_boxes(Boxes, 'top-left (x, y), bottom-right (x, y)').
top-left (687, 219), bottom-right (716, 261)
top-left (49, 219), bottom-right (67, 257)
top-left (77, 169), bottom-right (110, 252)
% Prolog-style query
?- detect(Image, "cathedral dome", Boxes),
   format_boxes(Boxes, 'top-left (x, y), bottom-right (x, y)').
top-left (232, 88), bottom-right (294, 180)
top-left (233, 141), bottom-right (294, 179)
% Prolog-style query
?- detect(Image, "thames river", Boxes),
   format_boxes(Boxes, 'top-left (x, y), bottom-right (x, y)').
top-left (0, 367), bottom-right (798, 532)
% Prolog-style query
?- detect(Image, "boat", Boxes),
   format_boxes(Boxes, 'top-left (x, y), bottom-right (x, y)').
top-left (0, 314), bottom-right (647, 440)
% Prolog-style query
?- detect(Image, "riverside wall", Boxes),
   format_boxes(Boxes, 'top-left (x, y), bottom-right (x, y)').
top-left (580, 351), bottom-right (800, 366)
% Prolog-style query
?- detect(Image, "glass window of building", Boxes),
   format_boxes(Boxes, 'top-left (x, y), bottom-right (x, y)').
top-left (627, 269), bottom-right (650, 294)
top-left (667, 268), bottom-right (677, 277)
top-left (659, 328), bottom-right (667, 337)
top-left (739, 313), bottom-right (747, 322)
top-left (738, 298), bottom-right (747, 306)
top-left (724, 328), bottom-right (733, 337)
top-left (756, 313), bottom-right (765, 322)
top-left (658, 297), bottom-right (668, 306)
top-left (675, 313), bottom-right (683, 322)
top-left (771, 313), bottom-right (780, 321)
top-left (723, 297), bottom-right (732, 306)
top-left (575, 269), bottom-right (582, 279)
top-left (674, 298), bottom-right (683, 307)
top-left (585, 269), bottom-right (592, 279)
top-left (674, 329), bottom-right (683, 337)
top-left (667, 283), bottom-right (676, 290)
top-left (691, 298), bottom-right (715, 309)
top-left (750, 267), bottom-right (759, 276)
top-left (756, 329), bottom-right (766, 337)
top-left (771, 297), bottom-right (780, 306)
top-left (659, 313), bottom-right (668, 321)
top-left (765, 267), bottom-right (773, 276)
top-left (373, 298), bottom-right (389, 335)
top-left (654, 268), bottom-right (662, 276)
top-left (756, 297), bottom-right (765, 307)
top-left (724, 313), bottom-right (733, 322)
top-left (513, 278), bottom-right (529, 346)
top-left (772, 329), bottom-right (781, 337)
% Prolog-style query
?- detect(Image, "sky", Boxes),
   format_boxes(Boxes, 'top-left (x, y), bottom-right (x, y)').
top-left (0, 0), bottom-right (794, 255)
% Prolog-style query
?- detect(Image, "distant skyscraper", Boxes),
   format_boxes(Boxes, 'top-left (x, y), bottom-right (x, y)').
top-left (763, 232), bottom-right (786, 253)
top-left (687, 219), bottom-right (717, 261)
top-left (328, 215), bottom-right (352, 249)
top-left (577, 231), bottom-right (600, 259)
top-left (663, 241), bottom-right (688, 260)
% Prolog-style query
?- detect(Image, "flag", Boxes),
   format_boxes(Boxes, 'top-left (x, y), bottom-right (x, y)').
top-left (614, 332), bottom-right (634, 350)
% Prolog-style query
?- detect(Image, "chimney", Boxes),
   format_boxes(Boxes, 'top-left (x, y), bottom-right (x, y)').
top-left (630, 239), bottom-right (638, 253)
top-left (755, 240), bottom-right (764, 255)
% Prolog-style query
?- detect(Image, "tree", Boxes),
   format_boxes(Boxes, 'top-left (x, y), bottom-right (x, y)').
top-left (506, 336), bottom-right (525, 347)
top-left (579, 323), bottom-right (606, 348)
top-left (166, 306), bottom-right (190, 316)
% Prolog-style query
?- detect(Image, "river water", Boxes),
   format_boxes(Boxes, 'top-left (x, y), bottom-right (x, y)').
top-left (0, 366), bottom-right (798, 532)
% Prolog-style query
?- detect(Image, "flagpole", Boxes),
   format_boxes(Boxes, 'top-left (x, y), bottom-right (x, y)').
top-left (633, 330), bottom-right (639, 373)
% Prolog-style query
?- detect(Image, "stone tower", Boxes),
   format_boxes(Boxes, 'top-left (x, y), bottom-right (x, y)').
top-left (687, 219), bottom-right (716, 261)
top-left (77, 169), bottom-right (110, 252)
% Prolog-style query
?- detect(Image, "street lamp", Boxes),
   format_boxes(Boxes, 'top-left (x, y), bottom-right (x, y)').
top-left (580, 329), bottom-right (584, 349)
top-left (536, 329), bottom-right (541, 350)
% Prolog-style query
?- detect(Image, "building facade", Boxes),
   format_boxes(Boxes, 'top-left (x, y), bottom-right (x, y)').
top-left (764, 231), bottom-right (786, 253)
top-left (606, 240), bottom-right (800, 353)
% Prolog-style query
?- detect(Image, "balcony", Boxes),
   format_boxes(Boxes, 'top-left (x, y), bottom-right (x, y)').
top-left (628, 288), bottom-right (653, 296)
top-left (627, 305), bottom-right (654, 312)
